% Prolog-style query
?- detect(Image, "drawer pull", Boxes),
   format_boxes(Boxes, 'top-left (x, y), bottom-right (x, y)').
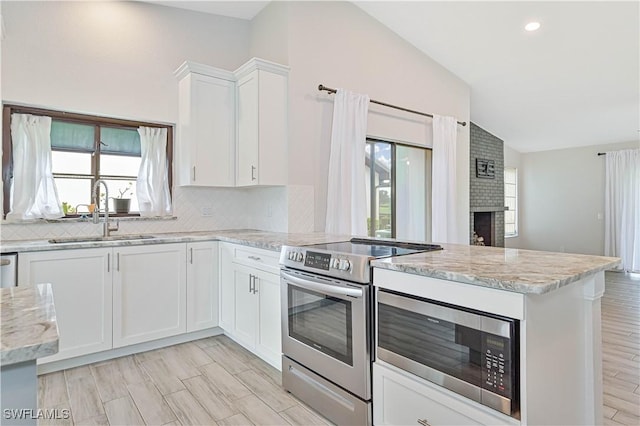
top-left (417, 420), bottom-right (431, 426)
top-left (248, 255), bottom-right (261, 261)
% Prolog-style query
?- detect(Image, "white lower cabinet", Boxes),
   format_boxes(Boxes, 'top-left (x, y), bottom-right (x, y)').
top-left (373, 363), bottom-right (517, 426)
top-left (19, 241), bottom-right (219, 365)
top-left (113, 244), bottom-right (187, 348)
top-left (186, 241), bottom-right (219, 332)
top-left (219, 242), bottom-right (282, 369)
top-left (18, 248), bottom-right (113, 363)
top-left (255, 269), bottom-right (281, 364)
top-left (232, 264), bottom-right (258, 347)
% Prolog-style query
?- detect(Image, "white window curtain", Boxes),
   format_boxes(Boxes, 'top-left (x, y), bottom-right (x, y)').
top-left (6, 113), bottom-right (63, 220)
top-left (136, 127), bottom-right (171, 217)
top-left (325, 89), bottom-right (370, 236)
top-left (604, 149), bottom-right (640, 272)
top-left (431, 115), bottom-right (458, 243)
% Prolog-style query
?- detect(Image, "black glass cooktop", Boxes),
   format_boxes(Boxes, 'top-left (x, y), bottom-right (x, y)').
top-left (304, 238), bottom-right (442, 259)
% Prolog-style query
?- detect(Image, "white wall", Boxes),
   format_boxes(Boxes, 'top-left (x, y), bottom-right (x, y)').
top-left (2, 1), bottom-right (250, 122)
top-left (0, 1), bottom-right (268, 240)
top-left (251, 2), bottom-right (471, 240)
top-left (514, 140), bottom-right (639, 255)
top-left (2, 1), bottom-right (470, 241)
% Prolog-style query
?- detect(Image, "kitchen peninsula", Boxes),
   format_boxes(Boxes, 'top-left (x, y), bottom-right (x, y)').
top-left (1, 283), bottom-right (59, 425)
top-left (372, 243), bottom-right (620, 425)
top-left (1, 231), bottom-right (620, 425)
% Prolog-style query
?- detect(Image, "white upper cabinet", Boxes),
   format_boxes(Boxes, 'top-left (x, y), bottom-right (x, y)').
top-left (175, 61), bottom-right (236, 187)
top-left (175, 58), bottom-right (288, 188)
top-left (235, 59), bottom-right (289, 187)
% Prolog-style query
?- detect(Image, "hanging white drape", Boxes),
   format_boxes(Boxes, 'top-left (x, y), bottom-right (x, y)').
top-left (431, 115), bottom-right (458, 243)
top-left (325, 89), bottom-right (370, 236)
top-left (6, 113), bottom-right (63, 220)
top-left (605, 149), bottom-right (640, 272)
top-left (136, 127), bottom-right (171, 217)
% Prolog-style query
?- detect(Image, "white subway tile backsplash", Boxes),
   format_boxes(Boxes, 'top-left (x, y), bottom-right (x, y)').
top-left (0, 185), bottom-right (315, 241)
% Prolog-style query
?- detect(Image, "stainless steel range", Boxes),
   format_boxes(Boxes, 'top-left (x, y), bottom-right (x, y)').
top-left (279, 238), bottom-right (442, 425)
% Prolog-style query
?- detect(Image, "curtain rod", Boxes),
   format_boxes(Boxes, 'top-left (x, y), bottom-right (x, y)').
top-left (597, 152), bottom-right (606, 156)
top-left (318, 84), bottom-right (467, 127)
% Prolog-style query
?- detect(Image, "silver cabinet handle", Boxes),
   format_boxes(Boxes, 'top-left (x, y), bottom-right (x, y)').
top-left (251, 165), bottom-right (256, 181)
top-left (248, 255), bottom-right (261, 261)
top-left (252, 275), bottom-right (258, 294)
top-left (192, 166), bottom-right (196, 182)
top-left (107, 253), bottom-right (110, 272)
top-left (190, 248), bottom-right (193, 264)
top-left (116, 253), bottom-right (120, 271)
top-left (249, 274), bottom-right (253, 293)
top-left (417, 420), bottom-right (431, 426)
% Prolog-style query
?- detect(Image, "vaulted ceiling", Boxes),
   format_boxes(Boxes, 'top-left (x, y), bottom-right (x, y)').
top-left (143, 1), bottom-right (639, 153)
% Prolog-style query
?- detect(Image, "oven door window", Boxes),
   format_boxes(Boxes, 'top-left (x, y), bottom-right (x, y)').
top-left (288, 284), bottom-right (353, 366)
top-left (378, 303), bottom-right (482, 386)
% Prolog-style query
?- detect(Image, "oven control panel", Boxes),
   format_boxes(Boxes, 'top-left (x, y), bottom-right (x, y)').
top-left (280, 245), bottom-right (368, 283)
top-left (286, 251), bottom-right (305, 262)
top-left (283, 250), bottom-right (352, 272)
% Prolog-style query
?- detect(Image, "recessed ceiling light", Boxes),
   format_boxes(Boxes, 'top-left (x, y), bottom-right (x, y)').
top-left (525, 22), bottom-right (541, 32)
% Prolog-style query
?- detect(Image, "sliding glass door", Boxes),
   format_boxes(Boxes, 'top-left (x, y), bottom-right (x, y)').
top-left (365, 139), bottom-right (432, 241)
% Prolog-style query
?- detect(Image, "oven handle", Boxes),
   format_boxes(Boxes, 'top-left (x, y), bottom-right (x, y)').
top-left (281, 270), bottom-right (363, 299)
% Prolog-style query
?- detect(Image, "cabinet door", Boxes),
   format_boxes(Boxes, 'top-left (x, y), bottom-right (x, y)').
top-left (236, 72), bottom-right (260, 186)
top-left (186, 241), bottom-right (219, 332)
top-left (177, 72), bottom-right (235, 187)
top-left (232, 264), bottom-right (257, 348)
top-left (219, 243), bottom-right (235, 332)
top-left (373, 363), bottom-right (512, 426)
top-left (18, 248), bottom-right (113, 363)
top-left (113, 244), bottom-right (186, 348)
top-left (255, 269), bottom-right (282, 369)
top-left (256, 70), bottom-right (287, 186)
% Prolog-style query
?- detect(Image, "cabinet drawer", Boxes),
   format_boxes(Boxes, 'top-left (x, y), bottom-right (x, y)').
top-left (232, 246), bottom-right (280, 274)
top-left (373, 363), bottom-right (518, 426)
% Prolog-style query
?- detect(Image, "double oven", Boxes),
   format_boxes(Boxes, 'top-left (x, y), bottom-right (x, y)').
top-left (280, 239), bottom-right (441, 425)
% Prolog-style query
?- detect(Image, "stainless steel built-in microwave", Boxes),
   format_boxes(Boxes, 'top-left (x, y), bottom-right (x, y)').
top-left (376, 289), bottom-right (520, 419)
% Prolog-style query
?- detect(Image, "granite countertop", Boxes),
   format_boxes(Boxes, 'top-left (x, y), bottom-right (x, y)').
top-left (1, 283), bottom-right (59, 366)
top-left (0, 229), bottom-right (350, 253)
top-left (371, 243), bottom-right (621, 294)
top-left (1, 231), bottom-right (621, 295)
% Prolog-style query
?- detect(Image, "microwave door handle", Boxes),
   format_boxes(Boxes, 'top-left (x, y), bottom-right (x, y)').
top-left (281, 271), bottom-right (363, 299)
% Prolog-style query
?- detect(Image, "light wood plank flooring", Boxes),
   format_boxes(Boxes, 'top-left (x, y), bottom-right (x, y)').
top-left (37, 335), bottom-right (331, 426)
top-left (38, 271), bottom-right (640, 425)
top-left (602, 271), bottom-right (640, 425)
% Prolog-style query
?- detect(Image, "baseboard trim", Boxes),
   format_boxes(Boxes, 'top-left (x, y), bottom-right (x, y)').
top-left (38, 327), bottom-right (223, 375)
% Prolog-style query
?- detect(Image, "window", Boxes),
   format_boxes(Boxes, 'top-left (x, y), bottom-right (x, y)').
top-left (504, 167), bottom-right (518, 237)
top-left (2, 105), bottom-right (173, 217)
top-left (365, 138), bottom-right (432, 241)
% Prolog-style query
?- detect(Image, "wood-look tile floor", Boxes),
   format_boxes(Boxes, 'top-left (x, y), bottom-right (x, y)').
top-left (37, 335), bottom-right (331, 425)
top-left (38, 271), bottom-right (640, 425)
top-left (602, 271), bottom-right (640, 425)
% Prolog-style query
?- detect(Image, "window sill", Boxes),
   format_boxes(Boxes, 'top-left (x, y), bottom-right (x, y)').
top-left (505, 233), bottom-right (519, 239)
top-left (3, 215), bottom-right (177, 224)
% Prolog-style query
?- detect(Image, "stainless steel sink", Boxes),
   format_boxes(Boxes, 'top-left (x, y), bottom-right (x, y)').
top-left (48, 235), bottom-right (156, 244)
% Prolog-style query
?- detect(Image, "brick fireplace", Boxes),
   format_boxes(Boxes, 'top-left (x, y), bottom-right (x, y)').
top-left (469, 123), bottom-right (506, 247)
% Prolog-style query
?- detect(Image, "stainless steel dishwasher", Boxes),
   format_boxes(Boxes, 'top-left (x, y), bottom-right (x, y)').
top-left (1, 253), bottom-right (17, 287)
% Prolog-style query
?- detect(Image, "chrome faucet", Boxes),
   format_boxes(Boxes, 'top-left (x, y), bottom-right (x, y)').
top-left (92, 179), bottom-right (119, 237)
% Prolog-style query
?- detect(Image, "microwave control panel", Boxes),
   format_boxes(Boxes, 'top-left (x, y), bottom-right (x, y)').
top-left (482, 334), bottom-right (511, 398)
